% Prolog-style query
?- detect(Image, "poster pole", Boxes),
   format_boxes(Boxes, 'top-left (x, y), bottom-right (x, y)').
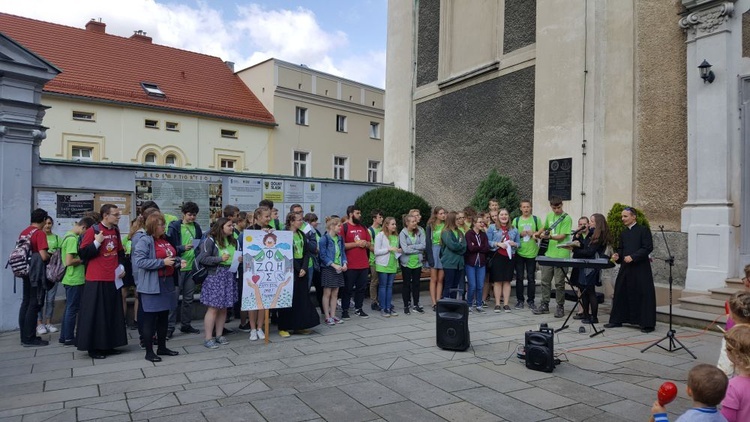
top-left (264, 309), bottom-right (270, 344)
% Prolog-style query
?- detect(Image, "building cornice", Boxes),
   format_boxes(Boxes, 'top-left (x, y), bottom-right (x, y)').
top-left (275, 87), bottom-right (385, 117)
top-left (679, 0), bottom-right (736, 34)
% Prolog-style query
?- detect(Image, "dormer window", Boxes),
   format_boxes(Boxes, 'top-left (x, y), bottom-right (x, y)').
top-left (141, 82), bottom-right (165, 97)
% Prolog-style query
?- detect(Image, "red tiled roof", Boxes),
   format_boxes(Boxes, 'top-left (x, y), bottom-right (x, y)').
top-left (0, 13), bottom-right (275, 125)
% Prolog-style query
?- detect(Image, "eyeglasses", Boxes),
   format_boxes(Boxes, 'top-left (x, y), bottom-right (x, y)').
top-left (108, 213), bottom-right (122, 217)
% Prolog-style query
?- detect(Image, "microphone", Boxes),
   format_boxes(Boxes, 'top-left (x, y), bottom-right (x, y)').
top-left (571, 226), bottom-right (587, 236)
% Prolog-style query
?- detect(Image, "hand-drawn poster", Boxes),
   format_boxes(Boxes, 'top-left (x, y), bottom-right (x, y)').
top-left (241, 230), bottom-right (293, 311)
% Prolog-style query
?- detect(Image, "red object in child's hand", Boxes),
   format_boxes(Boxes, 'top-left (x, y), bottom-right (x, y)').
top-left (657, 382), bottom-right (678, 406)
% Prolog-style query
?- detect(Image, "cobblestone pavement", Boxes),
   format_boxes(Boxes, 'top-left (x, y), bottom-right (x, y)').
top-left (0, 295), bottom-right (722, 421)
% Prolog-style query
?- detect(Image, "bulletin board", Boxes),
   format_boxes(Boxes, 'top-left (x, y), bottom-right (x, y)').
top-left (35, 190), bottom-right (133, 235)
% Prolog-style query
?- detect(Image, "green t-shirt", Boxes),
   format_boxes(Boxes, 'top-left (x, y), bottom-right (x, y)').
top-left (375, 234), bottom-right (399, 274)
top-left (368, 226), bottom-right (382, 265)
top-left (544, 212), bottom-right (572, 259)
top-left (61, 232), bottom-right (85, 286)
top-left (218, 241), bottom-right (236, 266)
top-left (180, 222), bottom-right (197, 272)
top-left (333, 234), bottom-right (342, 265)
top-left (406, 232), bottom-right (421, 269)
top-left (46, 233), bottom-right (61, 253)
top-left (293, 232), bottom-right (304, 259)
top-left (432, 223), bottom-right (444, 245)
top-left (122, 235), bottom-right (132, 255)
top-left (514, 215), bottom-right (540, 258)
top-left (164, 213), bottom-right (179, 225)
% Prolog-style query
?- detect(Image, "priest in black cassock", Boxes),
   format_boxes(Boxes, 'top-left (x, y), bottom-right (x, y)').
top-left (604, 207), bottom-right (656, 333)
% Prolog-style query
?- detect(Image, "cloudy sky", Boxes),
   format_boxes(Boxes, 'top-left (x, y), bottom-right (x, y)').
top-left (0, 0), bottom-right (387, 88)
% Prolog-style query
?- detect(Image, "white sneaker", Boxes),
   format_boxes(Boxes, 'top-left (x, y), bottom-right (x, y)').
top-left (337, 299), bottom-right (342, 310)
top-left (256, 329), bottom-right (265, 340)
top-left (36, 324), bottom-right (47, 335)
top-left (249, 330), bottom-right (258, 341)
top-left (45, 324), bottom-right (58, 333)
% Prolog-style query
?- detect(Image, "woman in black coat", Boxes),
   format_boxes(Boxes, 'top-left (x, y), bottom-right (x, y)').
top-left (569, 213), bottom-right (609, 323)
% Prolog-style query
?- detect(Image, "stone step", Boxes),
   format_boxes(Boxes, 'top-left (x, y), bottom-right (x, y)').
top-left (726, 278), bottom-right (745, 287)
top-left (709, 286), bottom-right (743, 302)
top-left (678, 295), bottom-right (726, 314)
top-left (656, 304), bottom-right (726, 332)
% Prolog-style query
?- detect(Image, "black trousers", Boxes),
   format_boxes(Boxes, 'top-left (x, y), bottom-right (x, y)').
top-left (19, 277), bottom-right (42, 343)
top-left (140, 305), bottom-right (168, 352)
top-left (580, 285), bottom-right (598, 319)
top-left (514, 255), bottom-right (537, 303)
top-left (401, 266), bottom-right (422, 307)
top-left (342, 268), bottom-right (368, 311)
top-left (312, 268), bottom-right (324, 313)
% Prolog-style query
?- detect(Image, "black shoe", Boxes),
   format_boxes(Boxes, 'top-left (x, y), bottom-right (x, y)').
top-left (532, 304), bottom-right (550, 315)
top-left (641, 327), bottom-right (655, 333)
top-left (222, 327), bottom-right (235, 335)
top-left (145, 353), bottom-right (162, 362)
top-left (413, 305), bottom-right (425, 314)
top-left (156, 348), bottom-right (179, 356)
top-left (166, 329), bottom-right (175, 340)
top-left (180, 325), bottom-right (200, 334)
top-left (371, 302), bottom-right (381, 311)
top-left (573, 313), bottom-right (585, 320)
top-left (603, 323), bottom-right (622, 328)
top-left (354, 309), bottom-right (369, 318)
top-left (22, 337), bottom-right (49, 347)
top-left (88, 351), bottom-right (106, 359)
top-left (64, 339), bottom-right (75, 347)
top-left (404, 307), bottom-right (411, 315)
top-left (104, 349), bottom-right (122, 355)
top-left (341, 311), bottom-right (351, 320)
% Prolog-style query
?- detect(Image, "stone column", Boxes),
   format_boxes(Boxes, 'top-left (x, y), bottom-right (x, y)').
top-left (0, 33), bottom-right (59, 330)
top-left (679, 0), bottom-right (739, 292)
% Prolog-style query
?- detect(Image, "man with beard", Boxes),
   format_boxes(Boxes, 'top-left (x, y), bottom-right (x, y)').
top-left (339, 205), bottom-right (371, 319)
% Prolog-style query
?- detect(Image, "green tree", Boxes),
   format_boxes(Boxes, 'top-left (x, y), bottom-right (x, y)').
top-left (469, 169), bottom-right (521, 217)
top-left (354, 187), bottom-right (431, 230)
top-left (606, 202), bottom-right (651, 251)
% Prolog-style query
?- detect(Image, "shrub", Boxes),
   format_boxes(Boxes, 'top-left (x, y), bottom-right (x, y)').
top-left (354, 187), bottom-right (431, 229)
top-left (606, 202), bottom-right (651, 251)
top-left (468, 169), bottom-right (521, 217)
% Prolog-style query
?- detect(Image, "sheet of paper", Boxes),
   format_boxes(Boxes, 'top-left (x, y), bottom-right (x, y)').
top-left (301, 224), bottom-right (312, 235)
top-left (114, 264), bottom-right (125, 289)
top-left (228, 250), bottom-right (242, 273)
top-left (504, 242), bottom-right (513, 260)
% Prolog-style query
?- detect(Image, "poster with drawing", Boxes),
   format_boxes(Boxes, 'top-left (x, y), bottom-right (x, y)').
top-left (241, 230), bottom-right (293, 311)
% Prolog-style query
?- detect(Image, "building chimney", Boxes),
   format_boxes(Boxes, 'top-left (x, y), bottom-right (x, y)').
top-left (85, 19), bottom-right (106, 34)
top-left (130, 30), bottom-right (152, 43)
top-left (224, 61), bottom-right (235, 72)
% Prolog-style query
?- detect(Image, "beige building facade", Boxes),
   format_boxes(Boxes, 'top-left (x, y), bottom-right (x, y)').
top-left (238, 59), bottom-right (385, 182)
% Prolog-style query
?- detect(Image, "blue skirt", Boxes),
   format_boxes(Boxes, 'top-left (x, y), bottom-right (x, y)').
top-left (430, 245), bottom-right (443, 269)
top-left (200, 267), bottom-right (237, 308)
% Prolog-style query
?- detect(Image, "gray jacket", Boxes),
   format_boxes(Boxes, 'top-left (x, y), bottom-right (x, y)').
top-left (197, 236), bottom-right (229, 275)
top-left (132, 234), bottom-right (175, 295)
top-left (398, 227), bottom-right (426, 267)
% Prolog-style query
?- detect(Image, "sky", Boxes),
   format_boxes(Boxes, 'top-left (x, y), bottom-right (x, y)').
top-left (0, 0), bottom-right (388, 88)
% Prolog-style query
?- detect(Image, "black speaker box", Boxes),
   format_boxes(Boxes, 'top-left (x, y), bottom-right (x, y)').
top-left (525, 326), bottom-right (555, 372)
top-left (436, 298), bottom-right (470, 351)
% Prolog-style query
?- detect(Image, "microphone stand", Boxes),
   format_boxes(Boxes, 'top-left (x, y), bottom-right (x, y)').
top-left (641, 226), bottom-right (696, 359)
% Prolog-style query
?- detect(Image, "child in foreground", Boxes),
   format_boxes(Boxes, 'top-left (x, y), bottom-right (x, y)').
top-left (651, 363), bottom-right (728, 422)
top-left (717, 268), bottom-right (750, 376)
top-left (720, 325), bottom-right (750, 421)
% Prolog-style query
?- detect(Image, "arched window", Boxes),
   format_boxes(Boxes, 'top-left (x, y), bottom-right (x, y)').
top-left (165, 154), bottom-right (177, 166)
top-left (144, 152), bottom-right (157, 165)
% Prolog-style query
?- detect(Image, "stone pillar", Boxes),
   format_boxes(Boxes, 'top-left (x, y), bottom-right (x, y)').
top-left (0, 33), bottom-right (59, 331)
top-left (679, 0), bottom-right (739, 292)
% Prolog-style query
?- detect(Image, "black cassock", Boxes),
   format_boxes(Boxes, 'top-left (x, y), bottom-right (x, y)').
top-left (609, 223), bottom-right (656, 329)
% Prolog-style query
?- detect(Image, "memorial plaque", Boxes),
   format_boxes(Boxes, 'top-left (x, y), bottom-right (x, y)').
top-left (548, 158), bottom-right (572, 201)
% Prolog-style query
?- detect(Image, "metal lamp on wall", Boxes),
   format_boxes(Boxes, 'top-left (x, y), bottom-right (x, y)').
top-left (698, 60), bottom-right (715, 84)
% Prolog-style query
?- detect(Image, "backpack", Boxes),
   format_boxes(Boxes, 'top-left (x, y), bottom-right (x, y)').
top-left (513, 216), bottom-right (540, 233)
top-left (189, 233), bottom-right (210, 283)
top-left (5, 229), bottom-right (38, 278)
top-left (46, 234), bottom-right (75, 284)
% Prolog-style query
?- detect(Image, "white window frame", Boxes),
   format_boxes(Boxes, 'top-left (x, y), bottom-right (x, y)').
top-left (72, 111), bottom-right (95, 122)
top-left (333, 156), bottom-right (349, 180)
top-left (165, 121), bottom-right (179, 131)
top-left (221, 129), bottom-right (238, 139)
top-left (165, 154), bottom-right (177, 167)
top-left (144, 119), bottom-right (159, 129)
top-left (293, 151), bottom-right (310, 177)
top-left (369, 122), bottom-right (381, 139)
top-left (295, 107), bottom-right (308, 126)
top-left (71, 146), bottom-right (93, 161)
top-left (141, 82), bottom-right (166, 97)
top-left (367, 160), bottom-right (381, 183)
top-left (144, 152), bottom-right (158, 165)
top-left (336, 115), bottom-right (347, 133)
top-left (220, 158), bottom-right (237, 171)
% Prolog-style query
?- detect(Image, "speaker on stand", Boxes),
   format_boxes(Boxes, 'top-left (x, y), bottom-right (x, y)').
top-left (524, 324), bottom-right (555, 372)
top-left (436, 298), bottom-right (470, 351)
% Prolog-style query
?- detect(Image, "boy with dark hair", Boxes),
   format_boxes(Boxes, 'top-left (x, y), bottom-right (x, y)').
top-left (166, 201), bottom-right (203, 337)
top-left (18, 208), bottom-right (51, 347)
top-left (340, 205), bottom-right (372, 319)
top-left (651, 363), bottom-right (728, 422)
top-left (533, 196), bottom-right (572, 317)
top-left (258, 200), bottom-right (281, 230)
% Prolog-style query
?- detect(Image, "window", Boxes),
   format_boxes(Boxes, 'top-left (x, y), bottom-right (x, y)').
top-left (333, 156), bottom-right (348, 180)
top-left (370, 122), bottom-right (381, 139)
top-left (221, 129), bottom-right (238, 139)
top-left (165, 154), bottom-right (177, 166)
top-left (294, 151), bottom-right (310, 177)
top-left (72, 111), bottom-right (95, 122)
top-left (141, 82), bottom-right (165, 97)
top-left (368, 160), bottom-right (380, 183)
top-left (165, 122), bottom-right (179, 131)
top-left (144, 152), bottom-right (157, 165)
top-left (295, 107), bottom-right (308, 125)
top-left (144, 119), bottom-right (159, 129)
top-left (71, 146), bottom-right (93, 161)
top-left (220, 159), bottom-right (236, 171)
top-left (336, 115), bottom-right (347, 133)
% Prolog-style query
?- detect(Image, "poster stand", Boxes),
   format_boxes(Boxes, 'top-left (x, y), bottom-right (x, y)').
top-left (264, 309), bottom-right (270, 345)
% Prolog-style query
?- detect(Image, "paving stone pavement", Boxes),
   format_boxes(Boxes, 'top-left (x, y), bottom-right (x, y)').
top-left (0, 294), bottom-right (724, 421)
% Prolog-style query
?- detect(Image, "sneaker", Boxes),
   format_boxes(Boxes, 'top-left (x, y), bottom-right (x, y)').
top-left (333, 317), bottom-right (343, 324)
top-left (22, 337), bottom-right (49, 347)
top-left (257, 329), bottom-right (265, 340)
top-left (215, 336), bottom-right (230, 345)
top-left (494, 305), bottom-right (502, 313)
top-left (326, 318), bottom-right (336, 326)
top-left (482, 300), bottom-right (487, 307)
top-left (278, 330), bottom-right (291, 338)
top-left (204, 339), bottom-right (219, 349)
top-left (36, 325), bottom-right (47, 335)
top-left (554, 305), bottom-right (565, 318)
top-left (403, 307), bottom-right (411, 315)
top-left (467, 307), bottom-right (473, 313)
top-left (389, 307), bottom-right (398, 316)
top-left (337, 299), bottom-right (342, 310)
top-left (527, 301), bottom-right (536, 311)
top-left (238, 323), bottom-right (252, 333)
top-left (249, 330), bottom-right (258, 341)
top-left (381, 310), bottom-right (390, 318)
top-left (371, 302), bottom-right (381, 311)
top-left (45, 324), bottom-right (58, 333)
top-left (532, 303), bottom-right (550, 315)
top-left (413, 305), bottom-right (425, 314)
top-left (341, 311), bottom-right (351, 320)
top-left (354, 309), bottom-right (369, 319)
top-left (514, 301), bottom-right (524, 310)
top-left (180, 325), bottom-right (200, 334)
top-left (503, 305), bottom-right (511, 313)
top-left (475, 306), bottom-right (485, 314)
top-left (63, 339), bottom-right (75, 347)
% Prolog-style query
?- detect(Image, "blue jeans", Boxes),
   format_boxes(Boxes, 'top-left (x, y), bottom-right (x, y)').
top-left (377, 272), bottom-right (395, 312)
top-left (38, 282), bottom-right (58, 322)
top-left (465, 265), bottom-right (486, 307)
top-left (442, 268), bottom-right (462, 299)
top-left (61, 284), bottom-right (83, 342)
